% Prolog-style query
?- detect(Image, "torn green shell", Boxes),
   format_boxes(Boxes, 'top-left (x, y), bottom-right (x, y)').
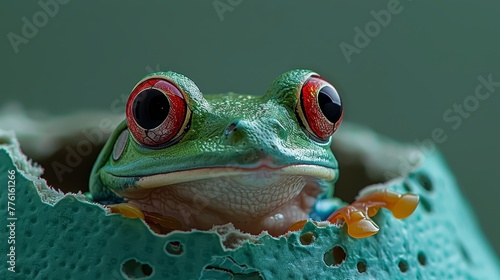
top-left (0, 124), bottom-right (498, 279)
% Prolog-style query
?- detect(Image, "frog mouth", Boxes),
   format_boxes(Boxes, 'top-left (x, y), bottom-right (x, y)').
top-left (134, 164), bottom-right (336, 189)
top-left (118, 164), bottom-right (336, 234)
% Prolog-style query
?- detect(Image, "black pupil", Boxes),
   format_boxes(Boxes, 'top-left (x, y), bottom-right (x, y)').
top-left (318, 86), bottom-right (342, 123)
top-left (132, 89), bottom-right (170, 129)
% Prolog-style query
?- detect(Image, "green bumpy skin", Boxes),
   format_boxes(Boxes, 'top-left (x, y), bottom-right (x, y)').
top-left (1, 126), bottom-right (499, 279)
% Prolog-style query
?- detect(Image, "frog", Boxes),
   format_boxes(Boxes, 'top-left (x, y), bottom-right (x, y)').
top-left (88, 69), bottom-right (419, 238)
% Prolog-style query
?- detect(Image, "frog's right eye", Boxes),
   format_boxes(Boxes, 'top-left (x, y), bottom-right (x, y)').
top-left (126, 78), bottom-right (191, 147)
top-left (296, 76), bottom-right (343, 142)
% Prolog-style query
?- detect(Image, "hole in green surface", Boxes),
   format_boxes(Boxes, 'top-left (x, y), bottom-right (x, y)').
top-left (402, 181), bottom-right (412, 192)
top-left (323, 246), bottom-right (346, 266)
top-left (417, 252), bottom-right (427, 266)
top-left (419, 196), bottom-right (432, 212)
top-left (398, 260), bottom-right (408, 273)
top-left (299, 231), bottom-right (316, 245)
top-left (165, 241), bottom-right (184, 255)
top-left (141, 265), bottom-right (153, 276)
top-left (357, 261), bottom-right (367, 273)
top-left (122, 259), bottom-right (153, 279)
top-left (79, 263), bottom-right (89, 272)
top-left (416, 173), bottom-right (433, 192)
top-left (459, 243), bottom-right (471, 264)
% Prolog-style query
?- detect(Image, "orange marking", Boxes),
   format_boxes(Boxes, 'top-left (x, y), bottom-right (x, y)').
top-left (288, 189), bottom-right (419, 238)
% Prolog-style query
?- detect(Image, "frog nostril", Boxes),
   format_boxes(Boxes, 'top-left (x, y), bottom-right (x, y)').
top-left (225, 121), bottom-right (239, 138)
top-left (224, 120), bottom-right (249, 146)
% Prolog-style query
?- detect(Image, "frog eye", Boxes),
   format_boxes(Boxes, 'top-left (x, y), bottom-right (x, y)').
top-left (126, 78), bottom-right (191, 147)
top-left (296, 76), bottom-right (343, 141)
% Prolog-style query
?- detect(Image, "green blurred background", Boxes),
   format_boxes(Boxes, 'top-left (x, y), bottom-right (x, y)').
top-left (1, 1), bottom-right (499, 255)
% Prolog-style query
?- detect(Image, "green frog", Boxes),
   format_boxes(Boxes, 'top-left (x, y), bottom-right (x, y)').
top-left (88, 69), bottom-right (418, 238)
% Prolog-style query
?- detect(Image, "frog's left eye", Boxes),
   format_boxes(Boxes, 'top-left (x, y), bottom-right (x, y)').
top-left (296, 76), bottom-right (343, 142)
top-left (126, 78), bottom-right (191, 147)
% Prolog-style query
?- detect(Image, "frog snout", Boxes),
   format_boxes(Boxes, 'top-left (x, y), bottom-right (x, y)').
top-left (223, 119), bottom-right (254, 146)
top-left (223, 119), bottom-right (287, 147)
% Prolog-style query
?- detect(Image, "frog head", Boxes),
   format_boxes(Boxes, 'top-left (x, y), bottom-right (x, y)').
top-left (89, 69), bottom-right (343, 235)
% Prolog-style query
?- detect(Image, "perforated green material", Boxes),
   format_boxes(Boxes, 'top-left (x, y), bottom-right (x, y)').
top-left (0, 129), bottom-right (499, 279)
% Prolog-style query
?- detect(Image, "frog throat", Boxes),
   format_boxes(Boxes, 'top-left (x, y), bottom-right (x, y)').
top-left (115, 168), bottom-right (331, 235)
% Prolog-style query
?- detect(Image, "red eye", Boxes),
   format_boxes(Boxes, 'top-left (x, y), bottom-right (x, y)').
top-left (126, 78), bottom-right (190, 147)
top-left (297, 76), bottom-right (343, 141)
